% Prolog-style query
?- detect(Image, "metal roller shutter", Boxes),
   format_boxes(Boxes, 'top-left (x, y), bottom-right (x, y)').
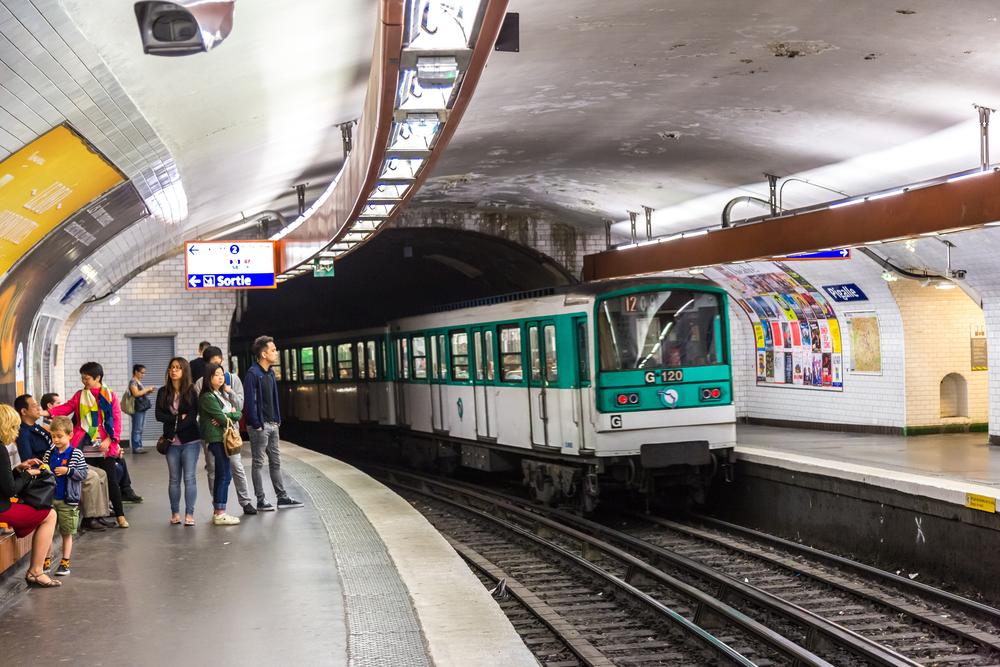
top-left (128, 335), bottom-right (175, 443)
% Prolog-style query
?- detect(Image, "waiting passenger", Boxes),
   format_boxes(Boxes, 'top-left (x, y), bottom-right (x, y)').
top-left (244, 335), bottom-right (302, 511)
top-left (189, 341), bottom-right (211, 389)
top-left (0, 404), bottom-right (60, 588)
top-left (194, 346), bottom-right (255, 516)
top-left (39, 393), bottom-right (59, 427)
top-left (15, 394), bottom-right (51, 463)
top-left (47, 362), bottom-right (131, 529)
top-left (127, 364), bottom-right (156, 454)
top-left (199, 364), bottom-right (242, 526)
top-left (41, 417), bottom-right (88, 576)
top-left (156, 357), bottom-right (201, 526)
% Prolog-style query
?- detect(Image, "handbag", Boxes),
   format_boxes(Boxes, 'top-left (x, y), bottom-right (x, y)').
top-left (135, 394), bottom-right (152, 412)
top-left (121, 389), bottom-right (136, 415)
top-left (223, 417), bottom-right (243, 456)
top-left (13, 468), bottom-right (57, 509)
top-left (157, 415), bottom-right (178, 455)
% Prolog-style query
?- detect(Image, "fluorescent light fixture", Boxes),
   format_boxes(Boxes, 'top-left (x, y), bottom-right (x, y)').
top-left (397, 69), bottom-right (456, 112)
top-left (380, 157), bottom-right (424, 181)
top-left (682, 229), bottom-right (709, 238)
top-left (108, 295), bottom-right (121, 306)
top-left (880, 270), bottom-right (898, 282)
top-left (360, 203), bottom-right (395, 218)
top-left (352, 220), bottom-right (383, 232)
top-left (662, 233), bottom-right (683, 242)
top-left (388, 114), bottom-right (442, 153)
top-left (935, 281), bottom-right (957, 290)
top-left (416, 56), bottom-right (460, 87)
top-left (864, 240), bottom-right (883, 245)
top-left (865, 189), bottom-right (904, 202)
top-left (80, 264), bottom-right (99, 282)
top-left (370, 183), bottom-right (411, 201)
top-left (919, 232), bottom-right (939, 237)
top-left (688, 268), bottom-right (705, 275)
top-left (636, 239), bottom-right (659, 247)
top-left (829, 198), bottom-right (863, 209)
top-left (947, 169), bottom-right (994, 183)
top-left (343, 232), bottom-right (368, 243)
top-left (404, 0), bottom-right (482, 51)
top-left (318, 251), bottom-right (337, 259)
top-left (616, 243), bottom-right (639, 251)
top-left (986, 221), bottom-right (1000, 227)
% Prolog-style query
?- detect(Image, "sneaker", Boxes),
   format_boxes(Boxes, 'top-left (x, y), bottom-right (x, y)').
top-left (122, 489), bottom-right (144, 503)
top-left (256, 500), bottom-right (276, 512)
top-left (277, 497), bottom-right (304, 509)
top-left (212, 513), bottom-right (241, 526)
top-left (242, 503), bottom-right (258, 516)
top-left (54, 562), bottom-right (70, 576)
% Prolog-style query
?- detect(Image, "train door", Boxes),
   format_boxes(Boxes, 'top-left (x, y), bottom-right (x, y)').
top-left (429, 334), bottom-right (445, 431)
top-left (471, 327), bottom-right (498, 439)
top-left (526, 320), bottom-right (555, 448)
top-left (394, 337), bottom-right (409, 426)
top-left (572, 316), bottom-right (591, 450)
top-left (356, 341), bottom-right (371, 422)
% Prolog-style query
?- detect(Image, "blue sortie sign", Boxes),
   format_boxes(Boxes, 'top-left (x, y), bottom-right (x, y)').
top-left (784, 248), bottom-right (851, 260)
top-left (187, 273), bottom-right (275, 288)
top-left (823, 283), bottom-right (868, 302)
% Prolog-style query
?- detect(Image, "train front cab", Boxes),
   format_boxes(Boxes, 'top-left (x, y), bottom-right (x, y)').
top-left (589, 283), bottom-right (737, 503)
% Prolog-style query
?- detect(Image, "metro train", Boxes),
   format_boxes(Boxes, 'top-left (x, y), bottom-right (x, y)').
top-left (235, 278), bottom-right (736, 510)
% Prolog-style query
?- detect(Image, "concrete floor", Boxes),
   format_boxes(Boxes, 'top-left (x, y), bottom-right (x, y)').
top-left (737, 425), bottom-right (1000, 487)
top-left (0, 450), bottom-right (347, 666)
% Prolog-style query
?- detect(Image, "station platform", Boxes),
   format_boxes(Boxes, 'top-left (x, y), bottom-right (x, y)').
top-left (0, 442), bottom-right (534, 667)
top-left (735, 424), bottom-right (1000, 510)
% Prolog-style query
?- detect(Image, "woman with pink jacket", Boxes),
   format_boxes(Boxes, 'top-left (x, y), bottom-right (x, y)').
top-left (48, 361), bottom-right (129, 528)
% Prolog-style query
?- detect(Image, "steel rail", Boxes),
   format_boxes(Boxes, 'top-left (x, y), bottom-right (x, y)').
top-left (390, 476), bottom-right (761, 667)
top-left (377, 467), bottom-right (915, 667)
top-left (691, 514), bottom-right (1000, 625)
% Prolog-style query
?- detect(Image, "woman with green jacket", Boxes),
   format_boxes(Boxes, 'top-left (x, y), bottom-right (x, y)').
top-left (198, 363), bottom-right (242, 526)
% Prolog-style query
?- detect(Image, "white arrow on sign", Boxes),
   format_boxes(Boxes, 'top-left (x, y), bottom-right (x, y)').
top-left (840, 249), bottom-right (849, 257)
top-left (188, 275), bottom-right (201, 288)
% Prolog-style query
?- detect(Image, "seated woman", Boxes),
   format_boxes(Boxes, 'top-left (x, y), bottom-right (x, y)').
top-left (0, 404), bottom-right (59, 588)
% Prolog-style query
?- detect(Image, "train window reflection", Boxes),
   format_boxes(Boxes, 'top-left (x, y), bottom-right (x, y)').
top-left (451, 331), bottom-right (469, 380)
top-left (301, 347), bottom-right (315, 381)
top-left (437, 335), bottom-right (447, 379)
top-left (357, 342), bottom-right (366, 380)
top-left (400, 338), bottom-right (410, 380)
top-left (598, 290), bottom-right (722, 371)
top-left (529, 327), bottom-right (541, 382)
top-left (412, 336), bottom-right (427, 379)
top-left (324, 345), bottom-right (334, 380)
top-left (544, 324), bottom-right (558, 383)
top-left (316, 346), bottom-right (326, 381)
top-left (499, 325), bottom-right (522, 382)
top-left (484, 330), bottom-right (495, 381)
top-left (367, 340), bottom-right (377, 379)
top-left (337, 343), bottom-right (354, 380)
top-left (430, 335), bottom-right (439, 380)
top-left (473, 331), bottom-right (483, 381)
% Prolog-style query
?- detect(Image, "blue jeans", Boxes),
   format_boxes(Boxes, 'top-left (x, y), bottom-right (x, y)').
top-left (166, 440), bottom-right (201, 515)
top-left (208, 442), bottom-right (232, 510)
top-left (131, 409), bottom-right (147, 451)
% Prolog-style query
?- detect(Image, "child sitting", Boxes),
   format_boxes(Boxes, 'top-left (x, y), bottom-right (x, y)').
top-left (42, 417), bottom-right (89, 576)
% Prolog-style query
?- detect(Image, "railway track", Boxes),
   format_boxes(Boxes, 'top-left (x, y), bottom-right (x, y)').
top-left (377, 466), bottom-right (932, 666)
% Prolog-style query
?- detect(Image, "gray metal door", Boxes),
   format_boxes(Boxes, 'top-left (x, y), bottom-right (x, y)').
top-left (128, 335), bottom-right (175, 443)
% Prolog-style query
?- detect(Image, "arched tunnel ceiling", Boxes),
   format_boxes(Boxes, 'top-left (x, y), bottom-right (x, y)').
top-left (233, 227), bottom-right (575, 342)
top-left (417, 0), bottom-right (1000, 236)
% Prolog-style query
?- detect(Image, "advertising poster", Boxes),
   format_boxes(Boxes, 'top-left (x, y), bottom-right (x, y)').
top-left (845, 311), bottom-right (882, 374)
top-left (710, 261), bottom-right (844, 391)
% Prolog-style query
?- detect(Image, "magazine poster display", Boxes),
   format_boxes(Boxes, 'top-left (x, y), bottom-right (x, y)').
top-left (705, 261), bottom-right (844, 391)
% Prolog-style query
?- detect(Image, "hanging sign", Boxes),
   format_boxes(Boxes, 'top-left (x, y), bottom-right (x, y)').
top-left (185, 241), bottom-right (276, 290)
top-left (784, 249), bottom-right (851, 260)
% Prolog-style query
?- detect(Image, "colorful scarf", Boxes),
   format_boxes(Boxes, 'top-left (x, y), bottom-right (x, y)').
top-left (79, 385), bottom-right (115, 447)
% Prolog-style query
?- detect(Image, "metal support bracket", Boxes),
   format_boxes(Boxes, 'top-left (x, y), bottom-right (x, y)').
top-left (764, 173), bottom-right (779, 215)
top-left (642, 205), bottom-right (653, 241)
top-left (974, 103), bottom-right (995, 170)
top-left (604, 219), bottom-right (612, 250)
top-left (628, 210), bottom-right (638, 244)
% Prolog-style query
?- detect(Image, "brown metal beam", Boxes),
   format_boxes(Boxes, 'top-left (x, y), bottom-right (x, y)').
top-left (582, 170), bottom-right (1000, 280)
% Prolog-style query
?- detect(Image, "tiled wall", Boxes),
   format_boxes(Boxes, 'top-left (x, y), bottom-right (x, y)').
top-left (726, 254), bottom-right (908, 430)
top-left (887, 279), bottom-right (988, 426)
top-left (60, 254), bottom-right (236, 434)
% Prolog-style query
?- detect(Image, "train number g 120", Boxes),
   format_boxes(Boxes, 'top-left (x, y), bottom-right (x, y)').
top-left (644, 369), bottom-right (684, 384)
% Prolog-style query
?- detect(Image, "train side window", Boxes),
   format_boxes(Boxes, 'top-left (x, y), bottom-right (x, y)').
top-left (576, 320), bottom-right (590, 385)
top-left (450, 331), bottom-right (469, 380)
top-left (316, 346), bottom-right (326, 381)
top-left (337, 343), bottom-right (354, 380)
top-left (429, 335), bottom-right (439, 380)
top-left (473, 331), bottom-right (483, 381)
top-left (529, 327), bottom-right (541, 382)
top-left (412, 336), bottom-right (427, 379)
top-left (380, 340), bottom-right (388, 380)
top-left (324, 345), bottom-right (334, 380)
top-left (273, 354), bottom-right (283, 381)
top-left (437, 335), bottom-right (447, 379)
top-left (281, 349), bottom-right (290, 378)
top-left (367, 340), bottom-right (377, 379)
top-left (290, 348), bottom-right (299, 381)
top-left (355, 342), bottom-right (365, 380)
top-left (499, 325), bottom-right (522, 382)
top-left (484, 329), bottom-right (495, 381)
top-left (399, 338), bottom-right (410, 380)
top-left (544, 324), bottom-right (558, 383)
top-left (301, 347), bottom-right (316, 381)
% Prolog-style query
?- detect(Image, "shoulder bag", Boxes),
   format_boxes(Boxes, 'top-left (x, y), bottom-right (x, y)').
top-left (156, 415), bottom-right (177, 455)
top-left (121, 388), bottom-right (136, 415)
top-left (13, 468), bottom-right (56, 509)
top-left (223, 417), bottom-right (243, 456)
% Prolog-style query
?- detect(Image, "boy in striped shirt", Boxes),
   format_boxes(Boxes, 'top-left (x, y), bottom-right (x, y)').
top-left (42, 417), bottom-right (89, 576)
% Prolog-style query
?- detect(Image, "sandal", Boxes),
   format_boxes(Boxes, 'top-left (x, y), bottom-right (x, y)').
top-left (170, 515), bottom-right (181, 525)
top-left (184, 515), bottom-right (195, 527)
top-left (25, 571), bottom-right (62, 588)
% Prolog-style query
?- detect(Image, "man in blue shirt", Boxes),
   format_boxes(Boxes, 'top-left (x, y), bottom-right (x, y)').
top-left (14, 394), bottom-right (51, 461)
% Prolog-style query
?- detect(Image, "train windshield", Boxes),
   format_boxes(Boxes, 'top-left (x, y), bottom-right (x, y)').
top-left (598, 289), bottom-right (723, 371)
